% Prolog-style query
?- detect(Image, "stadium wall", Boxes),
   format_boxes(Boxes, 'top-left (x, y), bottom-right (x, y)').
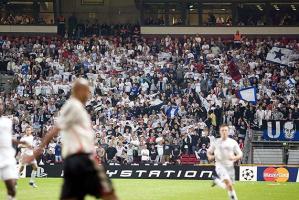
top-left (141, 26), bottom-right (299, 35)
top-left (24, 164), bottom-right (299, 183)
top-left (0, 25), bottom-right (57, 34)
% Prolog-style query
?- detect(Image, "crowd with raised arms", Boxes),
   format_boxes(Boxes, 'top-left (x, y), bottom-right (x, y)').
top-left (0, 31), bottom-right (298, 164)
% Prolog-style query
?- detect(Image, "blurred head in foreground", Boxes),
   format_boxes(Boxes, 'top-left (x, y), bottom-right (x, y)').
top-left (72, 78), bottom-right (91, 104)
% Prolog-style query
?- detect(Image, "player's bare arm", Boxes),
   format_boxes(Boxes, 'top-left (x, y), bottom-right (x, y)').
top-left (207, 142), bottom-right (215, 161)
top-left (207, 149), bottom-right (215, 161)
top-left (12, 139), bottom-right (28, 146)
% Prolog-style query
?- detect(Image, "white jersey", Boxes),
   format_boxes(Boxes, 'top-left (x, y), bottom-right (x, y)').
top-left (20, 135), bottom-right (34, 155)
top-left (208, 137), bottom-right (242, 167)
top-left (0, 116), bottom-right (16, 168)
top-left (56, 97), bottom-right (95, 158)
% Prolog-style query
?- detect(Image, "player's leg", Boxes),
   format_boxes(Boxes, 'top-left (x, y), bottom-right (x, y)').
top-left (2, 164), bottom-right (18, 200)
top-left (29, 163), bottom-right (38, 187)
top-left (212, 165), bottom-right (227, 189)
top-left (223, 179), bottom-right (238, 200)
top-left (225, 166), bottom-right (238, 200)
top-left (60, 154), bottom-right (88, 200)
top-left (61, 198), bottom-right (83, 200)
top-left (18, 164), bottom-right (24, 176)
top-left (89, 156), bottom-right (118, 200)
top-left (102, 193), bottom-right (118, 200)
top-left (4, 179), bottom-right (17, 200)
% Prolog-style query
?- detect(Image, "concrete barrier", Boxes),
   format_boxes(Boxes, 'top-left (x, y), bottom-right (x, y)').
top-left (0, 25), bottom-right (57, 34)
top-left (141, 26), bottom-right (299, 35)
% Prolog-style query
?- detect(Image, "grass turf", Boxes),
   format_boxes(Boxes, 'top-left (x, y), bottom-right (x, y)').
top-left (0, 178), bottom-right (299, 200)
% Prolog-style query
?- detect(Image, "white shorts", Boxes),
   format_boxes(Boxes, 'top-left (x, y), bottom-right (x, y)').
top-left (20, 152), bottom-right (37, 166)
top-left (0, 164), bottom-right (18, 181)
top-left (215, 165), bottom-right (235, 183)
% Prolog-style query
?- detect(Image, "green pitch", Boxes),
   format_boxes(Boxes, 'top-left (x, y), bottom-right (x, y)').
top-left (1, 178), bottom-right (299, 200)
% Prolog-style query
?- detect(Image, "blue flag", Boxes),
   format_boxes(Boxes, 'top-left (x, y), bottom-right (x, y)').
top-left (238, 87), bottom-right (257, 104)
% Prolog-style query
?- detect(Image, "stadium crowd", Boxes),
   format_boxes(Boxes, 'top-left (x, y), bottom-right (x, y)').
top-left (0, 29), bottom-right (298, 165)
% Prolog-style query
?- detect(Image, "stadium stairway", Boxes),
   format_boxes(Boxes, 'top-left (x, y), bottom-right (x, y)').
top-left (180, 154), bottom-right (200, 165)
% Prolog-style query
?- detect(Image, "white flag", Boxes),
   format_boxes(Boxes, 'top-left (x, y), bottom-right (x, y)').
top-left (266, 47), bottom-right (293, 66)
top-left (285, 78), bottom-right (296, 88)
top-left (238, 87), bottom-right (257, 104)
top-left (240, 166), bottom-right (257, 182)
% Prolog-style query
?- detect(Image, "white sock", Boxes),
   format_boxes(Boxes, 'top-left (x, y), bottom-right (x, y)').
top-left (30, 170), bottom-right (37, 183)
top-left (228, 190), bottom-right (238, 200)
top-left (214, 178), bottom-right (226, 189)
top-left (7, 195), bottom-right (16, 200)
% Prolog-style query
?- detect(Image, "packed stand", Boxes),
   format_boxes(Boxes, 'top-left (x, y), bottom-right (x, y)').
top-left (0, 31), bottom-right (298, 165)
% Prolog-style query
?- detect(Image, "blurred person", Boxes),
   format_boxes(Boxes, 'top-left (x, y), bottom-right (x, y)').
top-left (140, 145), bottom-right (149, 164)
top-left (55, 141), bottom-right (62, 163)
top-left (0, 98), bottom-right (28, 200)
top-left (22, 79), bottom-right (118, 200)
top-left (195, 144), bottom-right (209, 164)
top-left (45, 149), bottom-right (55, 164)
top-left (96, 145), bottom-right (106, 164)
top-left (115, 142), bottom-right (125, 164)
top-left (106, 142), bottom-right (117, 163)
top-left (19, 126), bottom-right (38, 188)
top-left (163, 140), bottom-right (172, 163)
top-left (171, 140), bottom-right (181, 164)
top-left (155, 141), bottom-right (164, 163)
top-left (126, 144), bottom-right (134, 164)
top-left (149, 145), bottom-right (158, 163)
top-left (208, 124), bottom-right (243, 200)
top-left (199, 128), bottom-right (210, 147)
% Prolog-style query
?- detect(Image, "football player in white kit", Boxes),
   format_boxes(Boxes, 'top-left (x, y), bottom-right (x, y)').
top-left (19, 125), bottom-right (38, 188)
top-left (207, 124), bottom-right (243, 200)
top-left (23, 78), bottom-right (118, 200)
top-left (0, 98), bottom-right (27, 200)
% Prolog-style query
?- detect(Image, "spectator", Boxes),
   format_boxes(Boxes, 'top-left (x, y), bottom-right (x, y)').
top-left (171, 140), bottom-right (181, 164)
top-left (163, 140), bottom-right (172, 163)
top-left (45, 149), bottom-right (55, 164)
top-left (106, 143), bottom-right (117, 163)
top-left (96, 145), bottom-right (106, 164)
top-left (155, 141), bottom-right (164, 163)
top-left (195, 144), bottom-right (209, 164)
top-left (199, 128), bottom-right (210, 147)
top-left (140, 145), bottom-right (150, 164)
top-left (48, 140), bottom-right (56, 154)
top-left (55, 141), bottom-right (62, 163)
top-left (239, 139), bottom-right (244, 151)
top-left (149, 145), bottom-right (158, 163)
top-left (126, 144), bottom-right (134, 164)
top-left (116, 142), bottom-right (125, 163)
